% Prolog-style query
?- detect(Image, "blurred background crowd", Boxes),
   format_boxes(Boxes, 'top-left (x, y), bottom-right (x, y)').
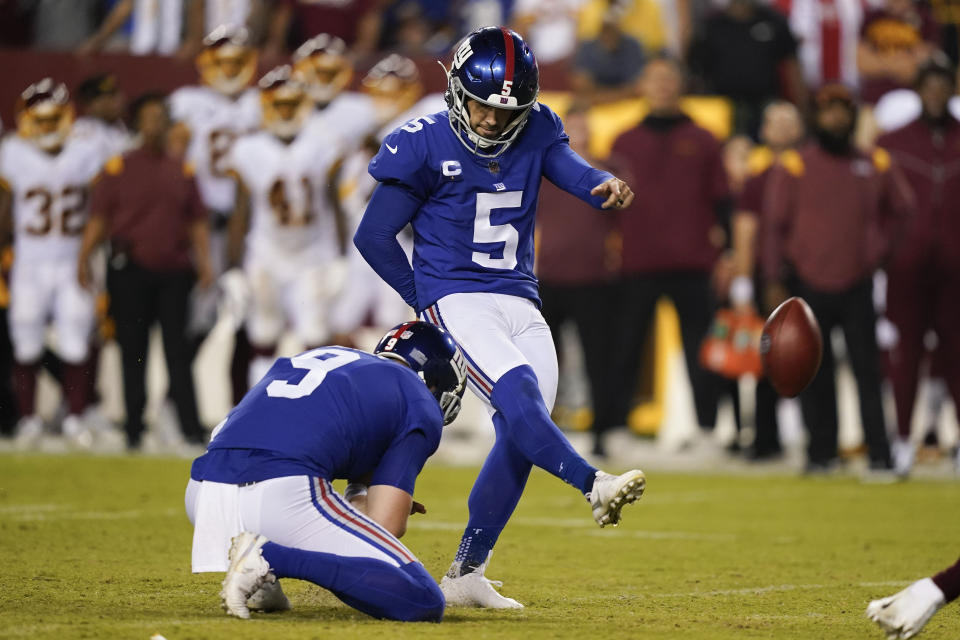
top-left (0, 0), bottom-right (958, 480)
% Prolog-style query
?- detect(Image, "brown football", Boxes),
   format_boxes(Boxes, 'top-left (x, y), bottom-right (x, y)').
top-left (760, 297), bottom-right (823, 397)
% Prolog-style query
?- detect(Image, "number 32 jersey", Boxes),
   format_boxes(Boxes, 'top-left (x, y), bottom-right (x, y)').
top-left (0, 135), bottom-right (105, 263)
top-left (367, 103), bottom-right (612, 311)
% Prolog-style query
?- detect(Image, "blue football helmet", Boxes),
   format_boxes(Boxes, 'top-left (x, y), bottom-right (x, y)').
top-left (443, 26), bottom-right (539, 158)
top-left (374, 321), bottom-right (467, 425)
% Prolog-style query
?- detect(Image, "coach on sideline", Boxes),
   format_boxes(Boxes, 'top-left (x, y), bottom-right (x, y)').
top-left (77, 92), bottom-right (213, 451)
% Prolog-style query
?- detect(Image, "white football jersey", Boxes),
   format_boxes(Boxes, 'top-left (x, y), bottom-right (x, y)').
top-left (0, 135), bottom-right (106, 263)
top-left (302, 91), bottom-right (378, 151)
top-left (70, 116), bottom-right (131, 162)
top-left (227, 129), bottom-right (341, 264)
top-left (169, 85), bottom-right (261, 213)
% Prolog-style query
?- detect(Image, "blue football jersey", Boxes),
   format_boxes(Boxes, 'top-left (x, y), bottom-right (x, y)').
top-left (190, 347), bottom-right (443, 493)
top-left (367, 103), bottom-right (612, 311)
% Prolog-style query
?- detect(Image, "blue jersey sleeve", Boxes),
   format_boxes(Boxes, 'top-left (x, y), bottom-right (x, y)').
top-left (369, 428), bottom-right (438, 495)
top-left (354, 183), bottom-right (420, 309)
top-left (541, 108), bottom-right (614, 209)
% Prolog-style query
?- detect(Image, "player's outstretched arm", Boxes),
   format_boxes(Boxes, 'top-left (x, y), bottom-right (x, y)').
top-left (543, 141), bottom-right (633, 210)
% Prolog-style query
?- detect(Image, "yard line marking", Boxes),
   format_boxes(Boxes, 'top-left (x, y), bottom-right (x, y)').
top-left (565, 580), bottom-right (913, 602)
top-left (7, 507), bottom-right (181, 522)
top-left (0, 503), bottom-right (62, 514)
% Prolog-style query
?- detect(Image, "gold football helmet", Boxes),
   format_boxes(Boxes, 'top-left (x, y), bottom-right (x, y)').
top-left (196, 25), bottom-right (257, 96)
top-left (16, 78), bottom-right (74, 152)
top-left (292, 33), bottom-right (353, 106)
top-left (362, 54), bottom-right (423, 125)
top-left (259, 66), bottom-right (312, 140)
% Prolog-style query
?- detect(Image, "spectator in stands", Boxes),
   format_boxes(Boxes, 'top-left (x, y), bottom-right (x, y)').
top-left (264, 0), bottom-right (383, 57)
top-left (72, 73), bottom-right (130, 160)
top-left (512, 0), bottom-right (587, 63)
top-left (730, 101), bottom-right (804, 460)
top-left (877, 58), bottom-right (960, 477)
top-left (78, 93), bottom-right (213, 450)
top-left (609, 56), bottom-right (730, 447)
top-left (572, 12), bottom-right (645, 104)
top-left (536, 104), bottom-right (622, 457)
top-left (688, 0), bottom-right (805, 138)
top-left (30, 0), bottom-right (104, 51)
top-left (775, 0), bottom-right (866, 90)
top-left (81, 0), bottom-right (186, 56)
top-left (762, 84), bottom-right (913, 474)
top-left (857, 0), bottom-right (939, 105)
top-left (577, 0), bottom-right (669, 55)
top-left (175, 0), bottom-right (271, 60)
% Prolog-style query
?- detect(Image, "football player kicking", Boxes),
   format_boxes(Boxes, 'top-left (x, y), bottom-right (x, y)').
top-left (0, 79), bottom-right (107, 448)
top-left (186, 321), bottom-right (466, 621)
top-left (354, 27), bottom-right (644, 608)
top-left (868, 555), bottom-right (960, 639)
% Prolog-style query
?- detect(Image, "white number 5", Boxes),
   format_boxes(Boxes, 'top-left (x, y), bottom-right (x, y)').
top-left (266, 348), bottom-right (360, 399)
top-left (472, 191), bottom-right (522, 270)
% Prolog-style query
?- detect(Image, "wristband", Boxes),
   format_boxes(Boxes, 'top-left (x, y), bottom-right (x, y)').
top-left (344, 483), bottom-right (368, 502)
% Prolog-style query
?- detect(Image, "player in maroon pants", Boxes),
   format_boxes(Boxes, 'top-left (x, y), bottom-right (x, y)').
top-left (876, 58), bottom-right (960, 476)
top-left (868, 555), bottom-right (960, 639)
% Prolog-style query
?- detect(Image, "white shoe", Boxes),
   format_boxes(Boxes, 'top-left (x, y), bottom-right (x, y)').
top-left (220, 532), bottom-right (274, 619)
top-left (589, 469), bottom-right (646, 527)
top-left (440, 554), bottom-right (523, 609)
top-left (866, 578), bottom-right (946, 639)
top-left (247, 578), bottom-right (291, 612)
top-left (14, 415), bottom-right (44, 449)
top-left (62, 415), bottom-right (93, 450)
top-left (892, 438), bottom-right (915, 478)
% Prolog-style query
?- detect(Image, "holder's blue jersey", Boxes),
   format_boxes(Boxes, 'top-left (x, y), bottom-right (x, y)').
top-left (365, 103), bottom-right (613, 312)
top-left (190, 348), bottom-right (443, 494)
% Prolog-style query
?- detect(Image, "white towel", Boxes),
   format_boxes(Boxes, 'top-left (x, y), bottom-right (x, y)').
top-left (191, 480), bottom-right (243, 573)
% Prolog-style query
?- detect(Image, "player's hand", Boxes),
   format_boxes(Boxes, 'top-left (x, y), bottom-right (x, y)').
top-left (591, 177), bottom-right (634, 210)
top-left (410, 501), bottom-right (426, 515)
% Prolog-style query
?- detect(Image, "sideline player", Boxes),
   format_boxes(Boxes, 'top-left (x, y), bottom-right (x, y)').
top-left (0, 79), bottom-right (106, 448)
top-left (186, 321), bottom-right (467, 621)
top-left (354, 27), bottom-right (644, 608)
top-left (225, 66), bottom-right (347, 387)
top-left (868, 556), bottom-right (960, 638)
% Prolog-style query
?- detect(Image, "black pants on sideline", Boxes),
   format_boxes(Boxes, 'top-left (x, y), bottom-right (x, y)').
top-left (108, 262), bottom-right (204, 448)
top-left (794, 278), bottom-right (891, 467)
top-left (616, 272), bottom-right (719, 432)
top-left (540, 280), bottom-right (621, 446)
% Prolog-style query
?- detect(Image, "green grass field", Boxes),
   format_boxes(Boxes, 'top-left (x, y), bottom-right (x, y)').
top-left (1, 454), bottom-right (958, 639)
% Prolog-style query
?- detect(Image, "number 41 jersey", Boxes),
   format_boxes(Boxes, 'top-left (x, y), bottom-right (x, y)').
top-left (367, 102), bottom-right (611, 312)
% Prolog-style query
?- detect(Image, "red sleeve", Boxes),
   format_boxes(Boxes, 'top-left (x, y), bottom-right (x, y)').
top-left (881, 160), bottom-right (916, 255)
top-left (707, 136), bottom-right (731, 203)
top-left (760, 165), bottom-right (795, 283)
top-left (737, 172), bottom-right (766, 214)
top-left (89, 173), bottom-right (117, 223)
